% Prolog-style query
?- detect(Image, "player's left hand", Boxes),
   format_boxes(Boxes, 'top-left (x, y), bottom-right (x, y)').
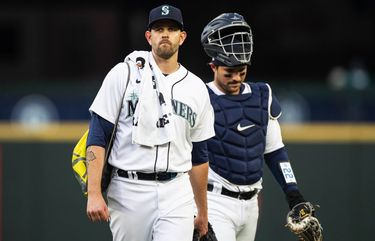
top-left (86, 192), bottom-right (110, 222)
top-left (193, 221), bottom-right (218, 241)
top-left (193, 214), bottom-right (208, 237)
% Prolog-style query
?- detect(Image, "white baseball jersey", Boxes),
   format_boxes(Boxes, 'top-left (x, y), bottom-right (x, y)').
top-left (90, 52), bottom-right (215, 173)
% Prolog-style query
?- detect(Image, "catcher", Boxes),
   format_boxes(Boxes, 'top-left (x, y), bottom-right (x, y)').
top-left (200, 12), bottom-right (323, 241)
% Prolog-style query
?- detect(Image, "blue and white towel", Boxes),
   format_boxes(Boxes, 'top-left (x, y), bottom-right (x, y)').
top-left (125, 51), bottom-right (175, 147)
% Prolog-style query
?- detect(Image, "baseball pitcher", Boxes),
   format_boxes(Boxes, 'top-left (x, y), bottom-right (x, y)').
top-left (85, 5), bottom-right (215, 241)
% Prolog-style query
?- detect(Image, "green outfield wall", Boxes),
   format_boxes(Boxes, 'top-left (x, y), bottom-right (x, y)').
top-left (1, 123), bottom-right (374, 241)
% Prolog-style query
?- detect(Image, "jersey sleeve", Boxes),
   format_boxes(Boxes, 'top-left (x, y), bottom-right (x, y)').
top-left (264, 83), bottom-right (284, 154)
top-left (265, 118), bottom-right (285, 154)
top-left (190, 86), bottom-right (215, 142)
top-left (89, 62), bottom-right (129, 124)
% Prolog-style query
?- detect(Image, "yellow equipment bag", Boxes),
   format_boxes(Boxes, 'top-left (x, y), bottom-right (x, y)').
top-left (71, 61), bottom-right (130, 197)
top-left (72, 129), bottom-right (89, 196)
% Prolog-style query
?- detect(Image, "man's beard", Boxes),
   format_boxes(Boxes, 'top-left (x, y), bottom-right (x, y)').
top-left (155, 42), bottom-right (178, 59)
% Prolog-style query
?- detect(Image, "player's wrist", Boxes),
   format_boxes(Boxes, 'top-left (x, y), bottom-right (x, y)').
top-left (87, 187), bottom-right (103, 197)
top-left (285, 189), bottom-right (306, 209)
top-left (196, 207), bottom-right (208, 217)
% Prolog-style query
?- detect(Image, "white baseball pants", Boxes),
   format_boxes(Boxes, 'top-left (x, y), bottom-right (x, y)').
top-left (208, 191), bottom-right (259, 241)
top-left (107, 173), bottom-right (194, 241)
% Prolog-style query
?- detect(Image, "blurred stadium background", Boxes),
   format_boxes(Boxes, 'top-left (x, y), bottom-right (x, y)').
top-left (1, 0), bottom-right (374, 241)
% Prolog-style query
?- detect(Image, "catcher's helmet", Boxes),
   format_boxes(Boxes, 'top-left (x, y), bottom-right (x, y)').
top-left (201, 13), bottom-right (253, 66)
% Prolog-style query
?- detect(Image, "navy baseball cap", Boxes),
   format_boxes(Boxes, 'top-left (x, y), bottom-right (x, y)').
top-left (148, 4), bottom-right (184, 30)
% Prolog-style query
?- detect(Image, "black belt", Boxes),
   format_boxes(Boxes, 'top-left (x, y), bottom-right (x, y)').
top-left (207, 183), bottom-right (257, 200)
top-left (117, 169), bottom-right (179, 181)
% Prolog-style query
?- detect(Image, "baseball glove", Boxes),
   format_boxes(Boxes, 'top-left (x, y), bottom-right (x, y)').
top-left (192, 222), bottom-right (218, 241)
top-left (285, 202), bottom-right (323, 241)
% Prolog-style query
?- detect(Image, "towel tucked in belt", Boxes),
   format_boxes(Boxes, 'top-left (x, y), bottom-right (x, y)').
top-left (125, 51), bottom-right (175, 147)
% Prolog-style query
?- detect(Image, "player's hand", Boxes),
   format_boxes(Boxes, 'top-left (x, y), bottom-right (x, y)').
top-left (86, 192), bottom-right (110, 222)
top-left (194, 213), bottom-right (208, 237)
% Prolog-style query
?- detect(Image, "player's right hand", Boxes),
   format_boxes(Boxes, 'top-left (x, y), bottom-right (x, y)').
top-left (86, 192), bottom-right (110, 222)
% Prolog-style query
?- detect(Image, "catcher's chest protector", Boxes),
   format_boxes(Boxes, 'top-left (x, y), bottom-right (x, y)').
top-left (207, 83), bottom-right (270, 185)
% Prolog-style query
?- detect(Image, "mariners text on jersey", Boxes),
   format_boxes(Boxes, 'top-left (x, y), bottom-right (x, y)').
top-left (126, 93), bottom-right (197, 128)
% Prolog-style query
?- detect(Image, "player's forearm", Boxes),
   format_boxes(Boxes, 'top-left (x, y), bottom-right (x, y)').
top-left (189, 162), bottom-right (209, 216)
top-left (86, 145), bottom-right (106, 195)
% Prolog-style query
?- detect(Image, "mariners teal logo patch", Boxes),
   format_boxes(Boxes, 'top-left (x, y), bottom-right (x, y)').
top-left (126, 91), bottom-right (138, 118)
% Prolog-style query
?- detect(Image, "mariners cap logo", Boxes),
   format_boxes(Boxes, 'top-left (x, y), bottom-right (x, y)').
top-left (161, 6), bottom-right (170, 15)
top-left (148, 4), bottom-right (184, 30)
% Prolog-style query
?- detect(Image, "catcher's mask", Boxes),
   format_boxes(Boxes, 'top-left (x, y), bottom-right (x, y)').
top-left (201, 13), bottom-right (253, 66)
